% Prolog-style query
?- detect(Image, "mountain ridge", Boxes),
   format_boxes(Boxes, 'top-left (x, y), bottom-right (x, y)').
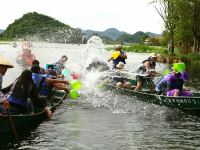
top-left (83, 28), bottom-right (160, 41)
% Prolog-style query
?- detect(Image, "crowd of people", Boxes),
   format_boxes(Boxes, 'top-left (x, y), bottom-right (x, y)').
top-left (0, 43), bottom-right (193, 118)
top-left (0, 54), bottom-right (70, 120)
top-left (107, 44), bottom-right (192, 97)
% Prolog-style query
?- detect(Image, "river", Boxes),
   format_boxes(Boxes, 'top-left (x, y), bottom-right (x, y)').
top-left (1, 41), bottom-right (200, 150)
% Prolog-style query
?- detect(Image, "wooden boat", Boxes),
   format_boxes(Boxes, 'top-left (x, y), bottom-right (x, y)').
top-left (103, 81), bottom-right (200, 111)
top-left (0, 90), bottom-right (66, 135)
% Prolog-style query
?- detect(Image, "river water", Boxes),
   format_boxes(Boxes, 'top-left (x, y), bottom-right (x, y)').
top-left (1, 41), bottom-right (200, 150)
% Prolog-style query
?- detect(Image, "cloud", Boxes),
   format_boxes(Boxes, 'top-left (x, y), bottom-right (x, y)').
top-left (0, 0), bottom-right (163, 34)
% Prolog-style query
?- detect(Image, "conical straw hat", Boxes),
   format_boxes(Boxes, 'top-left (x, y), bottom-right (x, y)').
top-left (0, 55), bottom-right (14, 68)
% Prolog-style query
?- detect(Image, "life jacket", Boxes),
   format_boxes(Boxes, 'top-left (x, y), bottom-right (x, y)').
top-left (113, 50), bottom-right (126, 66)
top-left (168, 73), bottom-right (184, 91)
top-left (142, 57), bottom-right (156, 70)
top-left (136, 64), bottom-right (147, 74)
top-left (7, 79), bottom-right (32, 106)
top-left (32, 73), bottom-right (52, 96)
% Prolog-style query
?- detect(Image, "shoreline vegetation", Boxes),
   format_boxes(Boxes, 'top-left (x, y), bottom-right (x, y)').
top-left (1, 40), bottom-right (199, 68)
top-left (107, 44), bottom-right (200, 77)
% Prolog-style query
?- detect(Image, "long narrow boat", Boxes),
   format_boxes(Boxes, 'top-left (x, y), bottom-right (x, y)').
top-left (0, 90), bottom-right (66, 135)
top-left (104, 83), bottom-right (200, 111)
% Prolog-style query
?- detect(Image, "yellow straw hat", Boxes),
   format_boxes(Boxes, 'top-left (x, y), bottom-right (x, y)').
top-left (0, 55), bottom-right (14, 68)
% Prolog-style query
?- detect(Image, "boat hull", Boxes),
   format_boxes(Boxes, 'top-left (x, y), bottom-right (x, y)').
top-left (0, 90), bottom-right (66, 135)
top-left (104, 84), bottom-right (200, 111)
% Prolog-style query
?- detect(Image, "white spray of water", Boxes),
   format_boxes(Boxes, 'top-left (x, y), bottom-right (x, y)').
top-left (81, 36), bottom-right (106, 70)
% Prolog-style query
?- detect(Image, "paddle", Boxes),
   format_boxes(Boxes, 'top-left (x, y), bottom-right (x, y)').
top-left (6, 109), bottom-right (20, 146)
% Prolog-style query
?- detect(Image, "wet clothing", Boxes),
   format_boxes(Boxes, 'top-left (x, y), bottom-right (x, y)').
top-left (7, 79), bottom-right (35, 113)
top-left (136, 64), bottom-right (147, 74)
top-left (155, 75), bottom-right (168, 94)
top-left (142, 56), bottom-right (156, 70)
top-left (135, 64), bottom-right (154, 88)
top-left (136, 76), bottom-right (155, 89)
top-left (113, 50), bottom-right (126, 69)
top-left (166, 73), bottom-right (192, 96)
top-left (167, 73), bottom-right (184, 92)
top-left (32, 73), bottom-right (53, 96)
top-left (111, 70), bottom-right (129, 86)
top-left (167, 89), bottom-right (192, 96)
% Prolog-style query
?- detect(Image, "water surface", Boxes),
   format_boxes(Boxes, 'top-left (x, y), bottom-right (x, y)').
top-left (1, 43), bottom-right (200, 150)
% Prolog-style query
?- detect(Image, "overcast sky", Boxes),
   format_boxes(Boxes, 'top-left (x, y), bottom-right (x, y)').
top-left (0, 0), bottom-right (164, 34)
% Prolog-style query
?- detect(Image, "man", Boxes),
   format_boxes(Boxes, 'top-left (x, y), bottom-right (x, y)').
top-left (142, 53), bottom-right (160, 71)
top-left (133, 61), bottom-right (156, 91)
top-left (133, 53), bottom-right (160, 91)
top-left (111, 62), bottom-right (131, 89)
top-left (108, 45), bottom-right (127, 69)
top-left (0, 55), bottom-right (13, 114)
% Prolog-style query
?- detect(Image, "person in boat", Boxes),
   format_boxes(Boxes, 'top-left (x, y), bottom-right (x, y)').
top-left (22, 37), bottom-right (32, 57)
top-left (0, 55), bottom-right (13, 114)
top-left (155, 75), bottom-right (169, 95)
top-left (166, 70), bottom-right (192, 97)
top-left (45, 64), bottom-right (70, 93)
top-left (111, 62), bottom-right (131, 89)
top-left (7, 69), bottom-right (52, 119)
top-left (32, 59), bottom-right (46, 74)
top-left (54, 55), bottom-right (68, 75)
top-left (31, 65), bottom-right (70, 96)
top-left (142, 53), bottom-right (158, 71)
top-left (7, 70), bottom-right (37, 114)
top-left (108, 45), bottom-right (127, 69)
top-left (133, 60), bottom-right (156, 92)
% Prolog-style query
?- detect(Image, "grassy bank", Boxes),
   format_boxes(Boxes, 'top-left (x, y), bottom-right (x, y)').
top-left (107, 44), bottom-right (168, 54)
top-left (0, 40), bottom-right (12, 44)
top-left (107, 44), bottom-right (200, 76)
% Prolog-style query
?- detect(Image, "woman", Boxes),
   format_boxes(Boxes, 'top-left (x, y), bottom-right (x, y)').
top-left (166, 71), bottom-right (192, 96)
top-left (31, 65), bottom-right (69, 96)
top-left (7, 70), bottom-right (37, 114)
top-left (7, 69), bottom-right (53, 119)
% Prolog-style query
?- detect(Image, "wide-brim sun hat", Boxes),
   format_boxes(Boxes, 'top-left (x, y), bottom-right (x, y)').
top-left (0, 55), bottom-right (13, 68)
top-left (114, 45), bottom-right (122, 49)
top-left (116, 62), bottom-right (124, 69)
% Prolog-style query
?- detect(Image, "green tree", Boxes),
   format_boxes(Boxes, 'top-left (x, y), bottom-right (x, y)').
top-left (152, 0), bottom-right (178, 55)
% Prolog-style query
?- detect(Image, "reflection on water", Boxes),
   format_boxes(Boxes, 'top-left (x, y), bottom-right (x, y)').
top-left (1, 42), bottom-right (200, 149)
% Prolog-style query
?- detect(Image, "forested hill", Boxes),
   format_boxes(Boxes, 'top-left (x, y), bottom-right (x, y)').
top-left (0, 12), bottom-right (83, 43)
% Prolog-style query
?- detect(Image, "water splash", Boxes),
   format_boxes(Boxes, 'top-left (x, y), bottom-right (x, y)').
top-left (81, 36), bottom-right (107, 70)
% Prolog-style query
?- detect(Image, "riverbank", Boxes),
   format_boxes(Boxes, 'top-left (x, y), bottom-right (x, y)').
top-left (107, 44), bottom-right (200, 68)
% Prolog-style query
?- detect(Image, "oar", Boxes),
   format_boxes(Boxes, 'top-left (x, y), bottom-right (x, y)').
top-left (6, 110), bottom-right (20, 146)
